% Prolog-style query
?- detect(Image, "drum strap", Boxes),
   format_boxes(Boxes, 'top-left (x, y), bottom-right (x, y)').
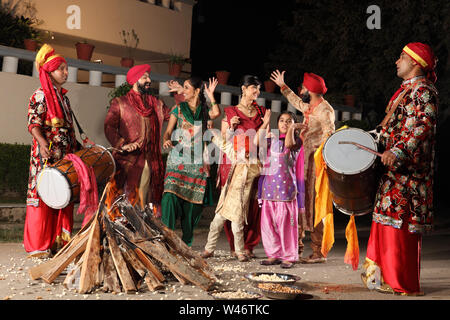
top-left (378, 83), bottom-right (415, 128)
top-left (70, 109), bottom-right (96, 147)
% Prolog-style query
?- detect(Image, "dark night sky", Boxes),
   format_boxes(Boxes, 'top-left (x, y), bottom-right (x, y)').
top-left (190, 0), bottom-right (295, 85)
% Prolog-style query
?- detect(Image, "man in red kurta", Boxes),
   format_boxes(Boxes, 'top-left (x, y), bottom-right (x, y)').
top-left (24, 44), bottom-right (80, 258)
top-left (104, 65), bottom-right (176, 213)
top-left (361, 43), bottom-right (438, 295)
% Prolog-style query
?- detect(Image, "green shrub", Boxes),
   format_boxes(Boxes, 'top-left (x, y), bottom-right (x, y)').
top-left (0, 143), bottom-right (30, 198)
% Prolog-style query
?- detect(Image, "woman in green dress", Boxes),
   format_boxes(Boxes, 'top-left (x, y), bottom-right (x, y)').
top-left (161, 77), bottom-right (220, 246)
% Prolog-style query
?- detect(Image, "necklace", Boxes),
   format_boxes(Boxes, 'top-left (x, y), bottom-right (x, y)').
top-left (238, 101), bottom-right (254, 114)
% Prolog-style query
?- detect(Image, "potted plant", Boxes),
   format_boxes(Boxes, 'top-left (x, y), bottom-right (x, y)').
top-left (20, 0), bottom-right (44, 51)
top-left (119, 29), bottom-right (139, 68)
top-left (264, 79), bottom-right (276, 93)
top-left (215, 70), bottom-right (230, 85)
top-left (167, 53), bottom-right (185, 77)
top-left (75, 40), bottom-right (95, 61)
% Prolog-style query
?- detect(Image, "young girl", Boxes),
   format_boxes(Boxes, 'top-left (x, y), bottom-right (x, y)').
top-left (258, 111), bottom-right (305, 268)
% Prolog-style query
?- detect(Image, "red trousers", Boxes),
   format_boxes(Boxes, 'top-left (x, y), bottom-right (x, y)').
top-left (23, 201), bottom-right (74, 255)
top-left (224, 197), bottom-right (261, 253)
top-left (366, 221), bottom-right (422, 294)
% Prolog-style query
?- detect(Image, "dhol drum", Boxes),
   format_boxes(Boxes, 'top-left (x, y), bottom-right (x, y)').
top-left (322, 128), bottom-right (380, 216)
top-left (37, 145), bottom-right (116, 209)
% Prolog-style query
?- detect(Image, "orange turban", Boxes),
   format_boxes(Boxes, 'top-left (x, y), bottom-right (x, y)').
top-left (35, 44), bottom-right (68, 127)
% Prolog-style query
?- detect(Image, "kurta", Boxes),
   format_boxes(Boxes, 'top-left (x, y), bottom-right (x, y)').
top-left (163, 103), bottom-right (211, 205)
top-left (372, 76), bottom-right (437, 233)
top-left (363, 76), bottom-right (437, 294)
top-left (219, 105), bottom-right (266, 253)
top-left (104, 91), bottom-right (171, 204)
top-left (280, 86), bottom-right (335, 232)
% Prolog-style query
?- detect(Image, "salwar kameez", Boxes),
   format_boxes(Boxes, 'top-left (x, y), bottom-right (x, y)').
top-left (161, 102), bottom-right (212, 246)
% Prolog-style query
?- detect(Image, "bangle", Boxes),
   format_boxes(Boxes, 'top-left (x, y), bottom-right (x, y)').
top-left (281, 85), bottom-right (289, 92)
top-left (211, 101), bottom-right (217, 106)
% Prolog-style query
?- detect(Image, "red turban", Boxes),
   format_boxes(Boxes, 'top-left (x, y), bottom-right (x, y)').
top-left (127, 64), bottom-right (151, 85)
top-left (303, 72), bottom-right (327, 94)
top-left (35, 44), bottom-right (67, 127)
top-left (403, 42), bottom-right (437, 83)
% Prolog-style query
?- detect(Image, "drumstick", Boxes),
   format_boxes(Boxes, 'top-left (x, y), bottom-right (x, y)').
top-left (37, 141), bottom-right (52, 190)
top-left (338, 141), bottom-right (382, 157)
top-left (107, 147), bottom-right (124, 153)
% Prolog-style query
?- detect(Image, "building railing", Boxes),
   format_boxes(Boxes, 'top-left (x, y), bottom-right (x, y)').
top-left (0, 44), bottom-right (361, 121)
top-left (138, 0), bottom-right (195, 11)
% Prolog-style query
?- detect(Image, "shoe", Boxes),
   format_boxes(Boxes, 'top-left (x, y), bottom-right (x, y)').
top-left (27, 251), bottom-right (52, 259)
top-left (280, 261), bottom-right (294, 269)
top-left (201, 250), bottom-right (214, 259)
top-left (237, 254), bottom-right (249, 262)
top-left (230, 251), bottom-right (237, 259)
top-left (260, 259), bottom-right (282, 266)
top-left (244, 249), bottom-right (256, 259)
top-left (299, 253), bottom-right (326, 264)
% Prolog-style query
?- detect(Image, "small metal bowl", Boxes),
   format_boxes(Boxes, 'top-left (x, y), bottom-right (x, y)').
top-left (245, 272), bottom-right (301, 285)
top-left (257, 283), bottom-right (312, 300)
top-left (208, 290), bottom-right (263, 300)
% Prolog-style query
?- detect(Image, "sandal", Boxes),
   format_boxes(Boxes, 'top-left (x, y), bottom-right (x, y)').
top-left (260, 259), bottom-right (282, 266)
top-left (200, 250), bottom-right (214, 259)
top-left (237, 254), bottom-right (249, 262)
top-left (244, 249), bottom-right (256, 259)
top-left (280, 261), bottom-right (294, 269)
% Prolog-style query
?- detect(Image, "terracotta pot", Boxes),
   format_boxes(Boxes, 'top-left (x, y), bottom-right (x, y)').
top-left (168, 63), bottom-right (182, 77)
top-left (24, 39), bottom-right (38, 51)
top-left (75, 42), bottom-right (95, 61)
top-left (215, 71), bottom-right (230, 85)
top-left (344, 94), bottom-right (356, 107)
top-left (264, 80), bottom-right (276, 93)
top-left (120, 57), bottom-right (134, 68)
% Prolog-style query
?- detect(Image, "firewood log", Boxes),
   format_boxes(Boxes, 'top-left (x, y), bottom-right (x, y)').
top-left (101, 243), bottom-right (121, 293)
top-left (104, 219), bottom-right (136, 293)
top-left (29, 228), bottom-right (89, 282)
top-left (78, 216), bottom-right (102, 293)
top-left (63, 257), bottom-right (83, 290)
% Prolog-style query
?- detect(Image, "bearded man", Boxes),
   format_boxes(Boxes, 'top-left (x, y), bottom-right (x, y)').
top-left (104, 64), bottom-right (179, 213)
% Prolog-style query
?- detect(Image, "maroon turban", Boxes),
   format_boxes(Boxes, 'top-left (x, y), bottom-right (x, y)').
top-left (303, 72), bottom-right (327, 94)
top-left (126, 64), bottom-right (151, 85)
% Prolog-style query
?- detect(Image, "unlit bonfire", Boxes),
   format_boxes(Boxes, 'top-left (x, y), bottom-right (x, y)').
top-left (28, 181), bottom-right (218, 294)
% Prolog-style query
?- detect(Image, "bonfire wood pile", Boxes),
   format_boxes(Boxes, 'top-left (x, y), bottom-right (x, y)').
top-left (28, 183), bottom-right (217, 294)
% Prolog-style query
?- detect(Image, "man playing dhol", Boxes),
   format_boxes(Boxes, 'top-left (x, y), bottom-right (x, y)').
top-left (361, 42), bottom-right (438, 296)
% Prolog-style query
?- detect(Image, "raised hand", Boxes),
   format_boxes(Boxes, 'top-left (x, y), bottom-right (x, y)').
top-left (270, 70), bottom-right (286, 88)
top-left (204, 77), bottom-right (218, 101)
top-left (167, 80), bottom-right (183, 94)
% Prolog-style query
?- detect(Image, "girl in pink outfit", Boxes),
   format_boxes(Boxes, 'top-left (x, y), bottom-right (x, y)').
top-left (258, 111), bottom-right (304, 268)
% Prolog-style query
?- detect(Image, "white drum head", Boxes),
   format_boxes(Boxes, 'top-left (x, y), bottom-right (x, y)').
top-left (323, 128), bottom-right (377, 175)
top-left (36, 168), bottom-right (71, 209)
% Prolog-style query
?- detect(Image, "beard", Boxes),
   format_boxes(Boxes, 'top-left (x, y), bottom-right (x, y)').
top-left (137, 82), bottom-right (152, 95)
top-left (300, 91), bottom-right (311, 103)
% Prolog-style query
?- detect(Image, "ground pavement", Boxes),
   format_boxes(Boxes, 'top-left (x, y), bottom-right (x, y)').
top-left (1, 210), bottom-right (450, 305)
